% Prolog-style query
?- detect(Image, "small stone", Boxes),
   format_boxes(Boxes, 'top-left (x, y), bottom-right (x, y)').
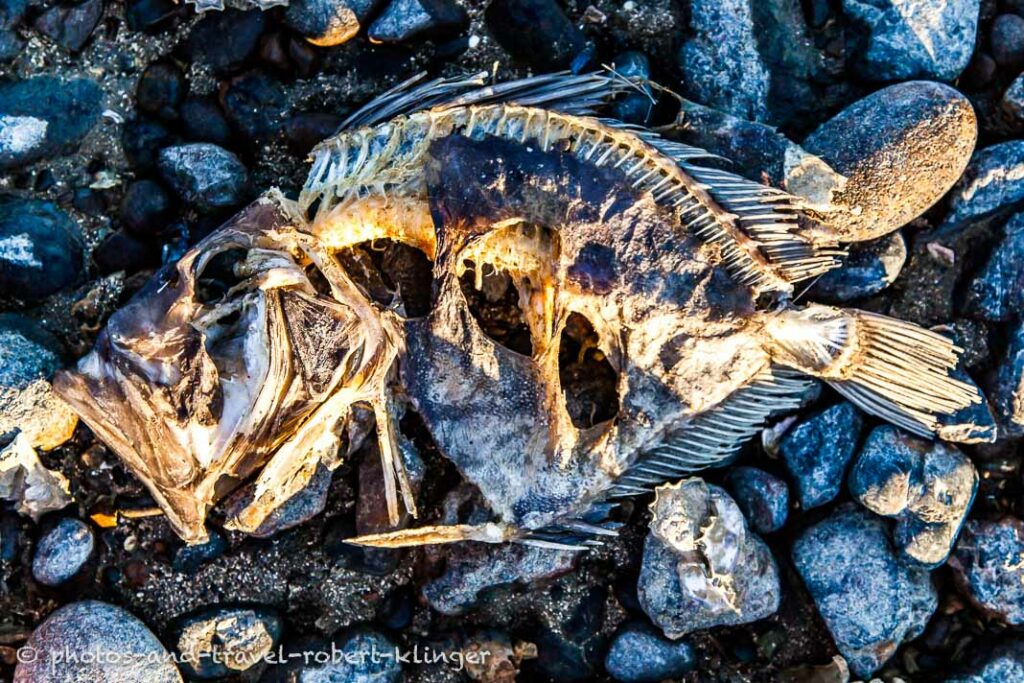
top-left (227, 462), bottom-right (333, 538)
top-left (368, 0), bottom-right (468, 43)
top-left (792, 505), bottom-right (937, 679)
top-left (992, 321), bottom-right (1024, 438)
top-left (33, 0), bottom-right (103, 52)
top-left (946, 640), bottom-right (1024, 682)
top-left (638, 479), bottom-right (781, 638)
top-left (124, 0), bottom-right (178, 32)
top-left (841, 0), bottom-right (980, 81)
top-left (779, 402), bottom-right (863, 509)
top-left (1003, 73), bottom-right (1024, 127)
top-left (120, 180), bottom-right (175, 237)
top-left (284, 111), bottom-right (343, 155)
top-left (0, 198), bottom-right (83, 301)
top-left (810, 230), bottom-right (906, 302)
top-left (219, 71), bottom-right (287, 143)
top-left (92, 230), bottom-right (159, 275)
top-left (485, 0), bottom-right (587, 70)
top-left (13, 601), bottom-right (183, 682)
top-left (533, 587), bottom-right (607, 682)
top-left (172, 530), bottom-right (227, 573)
top-left (180, 96), bottom-right (232, 147)
top-left (270, 629), bottom-right (402, 682)
top-left (284, 0), bottom-right (379, 46)
top-left (173, 606), bottom-right (281, 679)
top-left (32, 518), bottom-right (94, 586)
top-left (604, 623), bottom-right (696, 683)
top-left (943, 141), bottom-right (1024, 229)
top-left (158, 143), bottom-right (249, 213)
top-left (948, 518), bottom-right (1024, 625)
top-left (0, 432), bottom-right (72, 520)
top-left (0, 76), bottom-right (102, 170)
top-left (992, 14), bottom-right (1024, 71)
top-left (849, 426), bottom-right (977, 567)
top-left (186, 9), bottom-right (265, 76)
top-left (962, 52), bottom-right (998, 91)
top-left (802, 81), bottom-right (977, 242)
top-left (724, 466), bottom-right (789, 534)
top-left (965, 212), bottom-right (1024, 321)
top-left (122, 119), bottom-right (174, 172)
top-left (937, 367), bottom-right (998, 444)
top-left (136, 62), bottom-right (187, 122)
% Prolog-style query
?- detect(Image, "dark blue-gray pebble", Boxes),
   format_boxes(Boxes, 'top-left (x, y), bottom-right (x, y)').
top-left (32, 518), bottom-right (94, 587)
top-left (780, 402), bottom-right (863, 509)
top-left (949, 518), bottom-right (1024, 625)
top-left (725, 466), bottom-right (789, 534)
top-left (809, 231), bottom-right (906, 302)
top-left (604, 623), bottom-right (695, 683)
top-left (0, 76), bottom-right (102, 169)
top-left (0, 198), bottom-right (84, 300)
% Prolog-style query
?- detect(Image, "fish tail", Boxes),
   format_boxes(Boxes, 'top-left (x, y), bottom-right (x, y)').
top-left (763, 304), bottom-right (981, 437)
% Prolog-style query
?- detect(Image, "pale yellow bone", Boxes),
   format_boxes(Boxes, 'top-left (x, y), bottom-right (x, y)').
top-left (345, 522), bottom-right (515, 548)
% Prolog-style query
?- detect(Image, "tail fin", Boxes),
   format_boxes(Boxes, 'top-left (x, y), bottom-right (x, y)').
top-left (764, 305), bottom-right (981, 437)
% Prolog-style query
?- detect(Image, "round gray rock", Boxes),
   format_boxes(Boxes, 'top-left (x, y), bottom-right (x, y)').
top-left (32, 518), bottom-right (94, 586)
top-left (157, 143), bottom-right (249, 214)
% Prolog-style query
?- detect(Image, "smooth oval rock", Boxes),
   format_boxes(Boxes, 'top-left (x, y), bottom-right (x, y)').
top-left (270, 629), bottom-right (402, 682)
top-left (0, 198), bottom-right (83, 300)
top-left (991, 13), bottom-right (1024, 71)
top-left (792, 505), bottom-right (938, 679)
top-left (810, 230), bottom-right (906, 302)
top-left (802, 81), bottom-right (977, 242)
top-left (32, 518), bottom-right (94, 586)
top-left (0, 76), bottom-right (102, 170)
top-left (13, 601), bottom-right (183, 682)
top-left (724, 466), bottom-right (789, 534)
top-left (485, 0), bottom-right (586, 70)
top-left (604, 623), bottom-right (696, 683)
top-left (157, 143), bottom-right (249, 213)
top-left (173, 606), bottom-right (282, 679)
top-left (779, 402), bottom-right (863, 509)
top-left (949, 518), bottom-right (1024, 625)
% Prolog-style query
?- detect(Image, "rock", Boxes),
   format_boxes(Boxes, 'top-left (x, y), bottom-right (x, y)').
top-left (966, 212), bottom-right (1024, 322)
top-left (0, 28), bottom-right (23, 60)
top-left (946, 640), bottom-right (1024, 682)
top-left (173, 606), bottom-right (282, 679)
top-left (962, 52), bottom-right (998, 92)
top-left (992, 321), bottom-right (1024, 438)
top-left (284, 0), bottom-right (378, 46)
top-left (33, 0), bottom-right (103, 52)
top-left (948, 518), bottom-right (1024, 625)
top-left (368, 0), bottom-right (468, 43)
top-left (638, 479), bottom-right (781, 638)
top-left (533, 586), bottom-right (607, 682)
top-left (92, 230), bottom-right (159, 275)
top-left (186, 9), bottom-right (265, 76)
top-left (943, 141), bottom-right (1024, 229)
top-left (810, 230), bottom-right (906, 301)
top-left (841, 0), bottom-right (979, 81)
top-left (0, 198), bottom-right (84, 301)
top-left (354, 436), bottom-right (424, 574)
top-left (124, 0), bottom-right (178, 32)
top-left (485, 0), bottom-right (587, 70)
top-left (1003, 72), bottom-right (1024, 127)
top-left (937, 368), bottom-right (998, 444)
top-left (13, 601), bottom-right (183, 682)
top-left (284, 111), bottom-right (343, 155)
top-left (136, 62), bottom-right (187, 122)
top-left (849, 426), bottom-right (977, 567)
top-left (31, 518), bottom-right (94, 586)
top-left (0, 432), bottom-right (72, 520)
top-left (225, 462), bottom-right (333, 538)
top-left (122, 119), bottom-right (174, 172)
top-left (779, 402), bottom-right (863, 509)
top-left (792, 505), bottom-right (938, 679)
top-left (724, 466), bottom-right (789, 534)
top-left (991, 14), bottom-right (1024, 71)
top-left (180, 96), bottom-right (232, 147)
top-left (120, 180), bottom-right (175, 237)
top-left (604, 623), bottom-right (696, 683)
top-left (0, 314), bottom-right (78, 450)
top-left (802, 81), bottom-right (977, 242)
top-left (157, 143), bottom-right (249, 213)
top-left (0, 76), bottom-right (102, 170)
top-left (609, 52), bottom-right (653, 125)
top-left (219, 71), bottom-right (287, 143)
top-left (270, 629), bottom-right (402, 682)
top-left (172, 530), bottom-right (227, 573)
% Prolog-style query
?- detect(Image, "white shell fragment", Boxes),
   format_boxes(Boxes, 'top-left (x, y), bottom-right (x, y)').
top-left (0, 431), bottom-right (72, 520)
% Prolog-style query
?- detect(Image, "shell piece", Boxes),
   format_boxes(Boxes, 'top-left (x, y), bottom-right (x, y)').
top-left (0, 431), bottom-right (72, 520)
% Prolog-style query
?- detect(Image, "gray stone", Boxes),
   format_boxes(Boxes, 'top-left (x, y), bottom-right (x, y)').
top-left (225, 462), bottom-right (333, 539)
top-left (367, 0), bottom-right (467, 43)
top-left (945, 640), bottom-right (1024, 682)
top-left (842, 0), bottom-right (980, 81)
top-left (604, 623), bottom-right (696, 683)
top-left (724, 466), bottom-right (789, 534)
top-left (810, 230), bottom-right (906, 302)
top-left (638, 479), bottom-right (781, 638)
top-left (937, 368), bottom-right (998, 444)
top-left (32, 518), bottom-right (94, 586)
top-left (174, 606), bottom-right (282, 679)
top-left (13, 601), bottom-right (183, 682)
top-left (992, 13), bottom-right (1024, 71)
top-left (0, 198), bottom-right (84, 301)
top-left (849, 426), bottom-right (977, 567)
top-left (943, 141), bottom-right (1024, 230)
top-left (965, 212), bottom-right (1024, 321)
top-left (285, 0), bottom-right (378, 47)
top-left (949, 518), bottom-right (1024, 625)
top-left (992, 320), bottom-right (1024, 438)
top-left (792, 505), bottom-right (937, 679)
top-left (803, 81), bottom-right (978, 242)
top-left (289, 629), bottom-right (402, 682)
top-left (0, 77), bottom-right (102, 170)
top-left (1002, 72), bottom-right (1024, 126)
top-left (780, 402), bottom-right (863, 509)
top-left (157, 143), bottom-right (249, 213)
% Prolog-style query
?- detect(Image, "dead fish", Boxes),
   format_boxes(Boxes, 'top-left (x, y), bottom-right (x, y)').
top-left (55, 72), bottom-right (985, 546)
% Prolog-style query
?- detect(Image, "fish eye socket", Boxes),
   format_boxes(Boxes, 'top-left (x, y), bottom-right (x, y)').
top-left (194, 247), bottom-right (250, 305)
top-left (333, 238), bottom-right (434, 318)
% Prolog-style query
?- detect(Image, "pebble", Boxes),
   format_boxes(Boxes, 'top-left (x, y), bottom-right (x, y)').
top-left (841, 0), bottom-right (979, 81)
top-left (937, 367), bottom-right (998, 444)
top-left (220, 71), bottom-right (287, 143)
top-left (809, 230), bottom-right (906, 302)
top-left (779, 402), bottom-right (863, 509)
top-left (604, 623), bottom-right (696, 683)
top-left (0, 198), bottom-right (83, 301)
top-left (33, 0), bottom-right (103, 52)
top-left (269, 629), bottom-right (402, 682)
top-left (122, 119), bottom-right (175, 172)
top-left (792, 505), bottom-right (938, 679)
top-left (124, 0), bottom-right (178, 32)
top-left (609, 51), bottom-right (652, 125)
top-left (945, 640), bottom-right (1024, 682)
top-left (31, 518), bottom-right (94, 586)
top-left (186, 9), bottom-right (266, 76)
top-left (943, 141), bottom-right (1024, 229)
top-left (136, 62), bottom-right (187, 122)
top-left (948, 518), bottom-right (1024, 625)
top-left (0, 27), bottom-right (23, 60)
top-left (284, 111), bottom-right (343, 155)
top-left (180, 96), bottom-right (232, 147)
top-left (802, 81), bottom-right (977, 242)
top-left (638, 479), bottom-right (781, 638)
top-left (284, 0), bottom-right (377, 46)
top-left (848, 426), bottom-right (977, 567)
top-left (157, 143), bottom-right (249, 213)
top-left (966, 212), bottom-right (1024, 321)
top-left (13, 601), bottom-right (183, 682)
top-left (485, 0), bottom-right (587, 70)
top-left (0, 76), bottom-right (102, 170)
top-left (992, 321), bottom-right (1024, 438)
top-left (227, 462), bottom-right (333, 538)
top-left (120, 179), bottom-right (175, 237)
top-left (368, 0), bottom-right (468, 43)
top-left (173, 606), bottom-right (282, 679)
top-left (1003, 73), bottom-right (1024, 127)
top-left (724, 466), bottom-right (789, 534)
top-left (991, 14), bottom-right (1024, 71)
top-left (92, 230), bottom-right (159, 275)
top-left (172, 530), bottom-right (227, 573)
top-left (533, 587), bottom-right (607, 682)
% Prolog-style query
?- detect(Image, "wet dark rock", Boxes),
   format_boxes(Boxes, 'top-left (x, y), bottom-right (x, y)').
top-left (533, 587), bottom-right (607, 682)
top-left (220, 71), bottom-right (287, 143)
top-left (125, 0), bottom-right (178, 32)
top-left (368, 0), bottom-right (468, 43)
top-left (172, 530), bottom-right (226, 573)
top-left (0, 198), bottom-right (83, 300)
top-left (0, 0), bottom-right (27, 29)
top-left (172, 606), bottom-right (281, 679)
top-left (810, 230), bottom-right (906, 302)
top-left (779, 402), bottom-right (863, 509)
top-left (792, 505), bottom-right (938, 679)
top-left (841, 0), bottom-right (979, 81)
top-left (0, 511), bottom-right (19, 562)
top-left (604, 623), bottom-right (696, 683)
top-left (938, 368), bottom-right (998, 444)
top-left (609, 51), bottom-right (652, 125)
top-left (725, 466), bottom-right (789, 534)
top-left (485, 0), bottom-right (587, 70)
top-left (946, 640), bottom-right (1024, 682)
top-left (638, 480), bottom-right (781, 638)
top-left (92, 230), bottom-right (159, 275)
top-left (180, 96), bottom-right (231, 147)
top-left (0, 28), bottom-right (23, 60)
top-left (943, 141), bottom-right (1024, 229)
top-left (136, 62), bottom-right (186, 122)
top-left (226, 462), bottom-right (333, 539)
top-left (849, 426), bottom-right (977, 567)
top-left (122, 119), bottom-right (174, 172)
top-left (284, 0), bottom-right (377, 47)
top-left (287, 37), bottom-right (317, 77)
top-left (962, 52), bottom-right (999, 91)
top-left (157, 143), bottom-right (249, 213)
top-left (185, 9), bottom-right (266, 76)
top-left (31, 518), bottom-right (94, 587)
top-left (284, 111), bottom-right (343, 155)
top-left (992, 321), bottom-right (1024, 438)
top-left (120, 179), bottom-right (175, 237)
top-left (0, 76), bottom-right (102, 170)
top-left (802, 81), bottom-right (977, 242)
top-left (991, 14), bottom-right (1024, 71)
top-left (949, 518), bottom-right (1024, 624)
top-left (33, 0), bottom-right (103, 52)
top-left (965, 212), bottom-right (1024, 321)
top-left (13, 601), bottom-right (182, 682)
